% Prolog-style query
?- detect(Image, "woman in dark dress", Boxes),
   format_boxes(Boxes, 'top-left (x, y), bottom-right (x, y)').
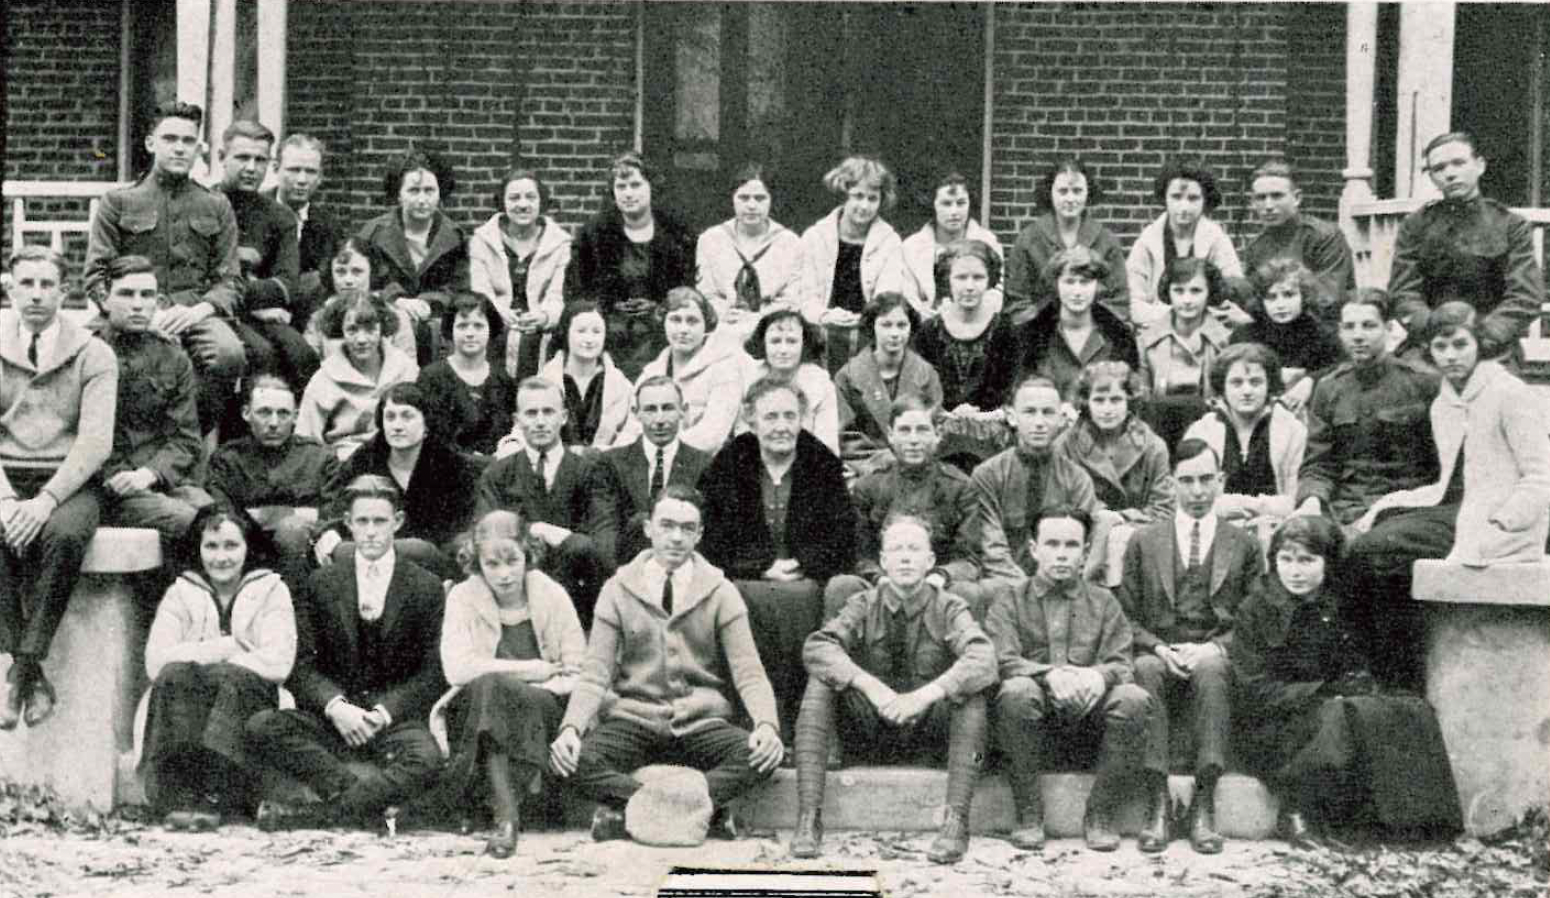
top-left (417, 292), bottom-right (516, 457)
top-left (1231, 516), bottom-right (1462, 846)
top-left (436, 509), bottom-right (585, 857)
top-left (564, 152), bottom-right (696, 381)
top-left (1230, 259), bottom-right (1343, 414)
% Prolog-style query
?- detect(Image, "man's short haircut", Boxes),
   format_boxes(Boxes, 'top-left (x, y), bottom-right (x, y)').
top-left (277, 133), bottom-right (326, 164)
top-left (1173, 437), bottom-right (1220, 471)
top-left (1250, 158), bottom-right (1298, 188)
top-left (344, 473), bottom-right (402, 512)
top-left (1031, 504), bottom-right (1093, 541)
top-left (1008, 374), bottom-right (1062, 408)
top-left (317, 289), bottom-right (401, 339)
top-left (440, 290), bottom-right (507, 342)
top-left (1152, 159), bottom-right (1223, 212)
top-left (1267, 514), bottom-right (1344, 573)
top-left (935, 238), bottom-right (1002, 290)
top-left (494, 166), bottom-right (549, 212)
top-left (822, 155), bottom-right (897, 211)
top-left (1209, 341), bottom-right (1285, 397)
top-left (880, 512), bottom-right (935, 544)
top-left (858, 292), bottom-right (920, 348)
top-left (150, 100), bottom-right (203, 131)
top-left (222, 120), bottom-right (275, 149)
top-left (7, 245), bottom-right (66, 279)
top-left (103, 254), bottom-right (156, 291)
top-left (651, 482), bottom-right (705, 518)
top-left (1423, 131), bottom-right (1481, 161)
top-left (743, 374), bottom-right (809, 417)
top-left (1041, 244), bottom-right (1110, 286)
top-left (243, 372), bottom-right (295, 406)
top-left (515, 375), bottom-right (563, 408)
top-left (1033, 157), bottom-right (1104, 212)
top-left (658, 285), bottom-right (719, 333)
top-left (1420, 298), bottom-right (1514, 361)
top-left (887, 392), bottom-right (940, 428)
top-left (1340, 287), bottom-right (1394, 322)
top-left (383, 147), bottom-right (457, 204)
top-left (745, 307), bottom-right (823, 365)
top-left (634, 373), bottom-right (685, 406)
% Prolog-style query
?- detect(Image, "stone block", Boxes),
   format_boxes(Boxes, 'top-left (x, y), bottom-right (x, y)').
top-left (1412, 559), bottom-right (1550, 607)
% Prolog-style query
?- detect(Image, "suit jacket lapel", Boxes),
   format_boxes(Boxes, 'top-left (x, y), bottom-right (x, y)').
top-left (376, 561), bottom-right (411, 646)
top-left (333, 565), bottom-right (363, 670)
top-left (851, 356), bottom-right (894, 438)
top-left (1209, 526), bottom-right (1233, 599)
top-left (1151, 523), bottom-right (1178, 606)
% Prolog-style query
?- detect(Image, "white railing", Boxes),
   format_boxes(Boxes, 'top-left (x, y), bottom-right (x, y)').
top-left (6, 179), bottom-right (128, 255)
top-left (1349, 197), bottom-right (1550, 289)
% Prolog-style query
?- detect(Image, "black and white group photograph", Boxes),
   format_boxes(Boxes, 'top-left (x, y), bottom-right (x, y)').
top-left (0, 1), bottom-right (1547, 895)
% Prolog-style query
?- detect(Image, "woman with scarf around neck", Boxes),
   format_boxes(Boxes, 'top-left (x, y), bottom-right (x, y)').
top-left (695, 163), bottom-right (805, 342)
top-left (138, 503), bottom-right (295, 831)
top-left (1229, 259), bottom-right (1342, 415)
top-left (1231, 516), bottom-right (1462, 847)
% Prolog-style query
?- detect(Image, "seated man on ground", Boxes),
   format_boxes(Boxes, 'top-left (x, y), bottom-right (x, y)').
top-left (477, 377), bottom-right (609, 629)
top-left (550, 485), bottom-right (784, 843)
top-left (585, 375), bottom-right (712, 572)
top-left (699, 377), bottom-right (857, 745)
top-left (792, 514), bottom-right (995, 864)
top-left (824, 395), bottom-right (993, 620)
top-left (206, 373), bottom-right (339, 588)
top-left (93, 255), bottom-right (213, 551)
top-left (1115, 439), bottom-right (1261, 854)
top-left (0, 247), bottom-right (118, 729)
top-left (986, 506), bottom-right (1154, 853)
top-left (247, 475), bottom-right (446, 830)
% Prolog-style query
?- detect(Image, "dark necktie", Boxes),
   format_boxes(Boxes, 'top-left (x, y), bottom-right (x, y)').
top-left (27, 333), bottom-right (39, 368)
top-left (1188, 520), bottom-right (1202, 570)
top-left (662, 574), bottom-right (674, 616)
top-left (649, 445), bottom-right (666, 500)
top-left (535, 450), bottom-right (548, 493)
top-left (886, 606), bottom-right (910, 685)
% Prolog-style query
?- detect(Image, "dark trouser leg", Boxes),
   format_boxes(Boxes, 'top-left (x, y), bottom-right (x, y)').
top-left (540, 536), bottom-right (607, 630)
top-left (676, 719), bottom-right (770, 807)
top-left (1344, 504), bottom-right (1458, 690)
top-left (245, 708), bottom-right (359, 800)
top-left (568, 717), bottom-right (662, 808)
top-left (182, 316), bottom-right (247, 434)
top-left (269, 516), bottom-right (315, 595)
top-left (245, 319), bottom-right (321, 391)
top-left (347, 720), bottom-right (441, 811)
top-left (1091, 683), bottom-right (1153, 801)
top-left (1131, 654), bottom-right (1174, 777)
top-left (5, 481), bottom-right (100, 660)
top-left (993, 676), bottom-right (1050, 811)
top-left (737, 578), bottom-right (823, 744)
top-left (1188, 652), bottom-right (1231, 778)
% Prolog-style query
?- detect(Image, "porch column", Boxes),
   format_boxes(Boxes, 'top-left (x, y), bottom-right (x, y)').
top-left (208, 0), bottom-right (238, 172)
top-left (256, 0), bottom-right (289, 141)
top-left (1339, 2), bottom-right (1378, 237)
top-left (175, 0), bottom-right (210, 111)
top-left (1395, 2), bottom-right (1457, 200)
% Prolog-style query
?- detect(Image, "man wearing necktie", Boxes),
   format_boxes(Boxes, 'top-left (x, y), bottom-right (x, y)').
top-left (1116, 440), bottom-right (1262, 854)
top-left (247, 475), bottom-right (446, 829)
top-left (792, 515), bottom-right (996, 864)
top-left (585, 375), bottom-right (712, 572)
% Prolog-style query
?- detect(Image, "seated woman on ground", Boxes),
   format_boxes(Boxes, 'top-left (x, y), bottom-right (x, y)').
top-left (303, 237), bottom-right (416, 361)
top-left (297, 289), bottom-right (420, 461)
top-left (417, 291), bottom-right (516, 457)
top-left (140, 502), bottom-right (296, 831)
top-left (1182, 342), bottom-right (1307, 524)
top-left (1230, 259), bottom-right (1342, 415)
top-left (736, 308), bottom-right (840, 456)
top-left (436, 509), bottom-right (585, 858)
top-left (833, 292), bottom-right (942, 472)
top-left (313, 382), bottom-right (480, 581)
top-left (1230, 515), bottom-right (1462, 848)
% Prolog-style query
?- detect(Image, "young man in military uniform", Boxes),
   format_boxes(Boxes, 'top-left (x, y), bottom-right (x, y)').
top-left (1243, 159), bottom-right (1355, 310)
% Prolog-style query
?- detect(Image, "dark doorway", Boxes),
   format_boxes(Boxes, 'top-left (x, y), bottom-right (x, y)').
top-left (643, 2), bottom-right (987, 239)
top-left (1452, 3), bottom-right (1549, 208)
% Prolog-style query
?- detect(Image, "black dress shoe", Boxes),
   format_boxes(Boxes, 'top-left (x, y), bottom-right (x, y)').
top-left (22, 671), bottom-right (55, 727)
top-left (485, 820), bottom-right (519, 858)
top-left (1188, 793), bottom-right (1224, 854)
top-left (255, 799), bottom-right (333, 832)
top-left (590, 806), bottom-right (627, 842)
top-left (708, 806), bottom-right (739, 840)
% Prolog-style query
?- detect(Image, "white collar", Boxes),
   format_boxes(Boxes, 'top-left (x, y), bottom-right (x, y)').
top-left (642, 437), bottom-right (680, 464)
top-left (19, 318), bottom-right (59, 368)
top-left (354, 547), bottom-right (396, 577)
top-left (644, 555), bottom-right (694, 609)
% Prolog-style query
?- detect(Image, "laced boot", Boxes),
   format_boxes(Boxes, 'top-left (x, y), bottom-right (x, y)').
top-left (1188, 773), bottom-right (1224, 854)
top-left (927, 696), bottom-right (986, 864)
top-left (1137, 772), bottom-right (1170, 853)
top-left (790, 809), bottom-right (823, 858)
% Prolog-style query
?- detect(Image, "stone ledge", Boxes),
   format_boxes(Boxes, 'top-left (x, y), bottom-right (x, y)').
top-left (81, 527), bottom-right (163, 575)
top-left (1411, 559), bottom-right (1550, 607)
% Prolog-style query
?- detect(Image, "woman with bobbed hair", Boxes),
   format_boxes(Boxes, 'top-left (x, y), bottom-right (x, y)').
top-left (834, 292), bottom-right (943, 467)
top-left (433, 509), bottom-right (584, 858)
top-left (469, 167), bottom-right (573, 380)
top-left (1018, 245), bottom-right (1138, 402)
top-left (1346, 300), bottom-right (1550, 691)
top-left (737, 308), bottom-right (840, 455)
top-left (416, 292), bottom-right (516, 457)
top-left (896, 168), bottom-right (1003, 320)
top-left (357, 147), bottom-right (471, 365)
top-left (1005, 158), bottom-right (1129, 325)
top-left (800, 155), bottom-right (908, 372)
top-left (1136, 257), bottom-right (1235, 451)
top-left (565, 152), bottom-right (697, 381)
top-left (695, 162), bottom-right (806, 340)
top-left (1126, 159), bottom-right (1245, 328)
top-left (298, 289), bottom-right (420, 461)
top-left (615, 286), bottom-right (750, 456)
top-left (1231, 515), bottom-right (1462, 847)
top-left (1231, 258), bottom-right (1343, 414)
top-left (538, 301), bottom-right (633, 453)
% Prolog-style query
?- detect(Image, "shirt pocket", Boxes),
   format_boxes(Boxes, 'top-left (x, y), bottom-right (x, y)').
top-left (119, 209), bottom-right (160, 257)
top-left (1371, 402), bottom-right (1430, 452)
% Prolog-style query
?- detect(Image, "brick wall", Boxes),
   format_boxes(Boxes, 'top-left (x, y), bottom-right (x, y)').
top-left (988, 2), bottom-right (1345, 253)
top-left (2, 0), bottom-right (122, 264)
top-left (287, 0), bottom-right (637, 238)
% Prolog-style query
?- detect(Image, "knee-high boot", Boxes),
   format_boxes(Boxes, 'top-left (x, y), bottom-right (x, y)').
top-left (790, 680), bottom-right (835, 858)
top-left (997, 706), bottom-right (1047, 850)
top-left (928, 695), bottom-right (987, 864)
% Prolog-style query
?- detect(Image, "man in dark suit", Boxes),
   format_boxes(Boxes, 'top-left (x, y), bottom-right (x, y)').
top-left (698, 377), bottom-right (857, 745)
top-left (246, 475), bottom-right (445, 829)
top-left (586, 374), bottom-right (711, 570)
top-left (477, 378), bottom-right (609, 628)
top-left (266, 133), bottom-right (344, 335)
top-left (1116, 439), bottom-right (1262, 854)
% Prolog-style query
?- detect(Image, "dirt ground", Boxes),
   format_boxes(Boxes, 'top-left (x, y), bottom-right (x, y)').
top-left (2, 819), bottom-right (1545, 898)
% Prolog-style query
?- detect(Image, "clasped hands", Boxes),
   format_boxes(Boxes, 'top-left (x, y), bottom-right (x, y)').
top-left (1042, 666), bottom-right (1107, 715)
top-left (327, 699), bottom-right (389, 749)
top-left (856, 674), bottom-right (945, 727)
top-left (1152, 641), bottom-right (1221, 678)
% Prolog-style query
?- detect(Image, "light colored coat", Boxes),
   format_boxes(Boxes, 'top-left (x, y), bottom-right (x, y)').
top-left (896, 220), bottom-right (1004, 319)
top-left (1136, 313), bottom-right (1232, 400)
top-left (430, 570), bottom-right (586, 756)
top-left (798, 208), bottom-right (906, 323)
top-left (695, 219), bottom-right (805, 317)
top-left (539, 352), bottom-right (634, 450)
top-left (1370, 360), bottom-right (1550, 565)
top-left (616, 328), bottom-right (751, 455)
top-left (1126, 213), bottom-right (1243, 328)
top-left (296, 342), bottom-right (419, 460)
top-left (734, 361), bottom-right (840, 456)
top-left (469, 213), bottom-right (572, 374)
top-left (1184, 403), bottom-right (1308, 518)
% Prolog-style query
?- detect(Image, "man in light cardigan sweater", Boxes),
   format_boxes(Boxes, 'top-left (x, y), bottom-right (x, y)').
top-left (550, 484), bottom-right (784, 842)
